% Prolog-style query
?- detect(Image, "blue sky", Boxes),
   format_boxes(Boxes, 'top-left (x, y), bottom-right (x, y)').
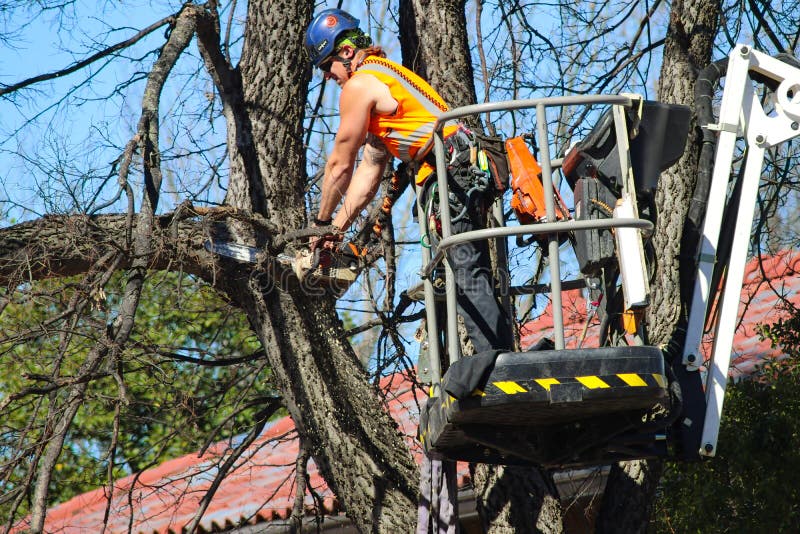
top-left (0, 1), bottom-right (233, 222)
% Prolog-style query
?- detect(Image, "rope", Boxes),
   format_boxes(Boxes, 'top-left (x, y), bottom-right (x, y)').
top-left (589, 197), bottom-right (615, 217)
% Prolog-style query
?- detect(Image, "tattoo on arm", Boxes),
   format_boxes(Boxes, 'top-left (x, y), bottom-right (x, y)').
top-left (364, 133), bottom-right (389, 166)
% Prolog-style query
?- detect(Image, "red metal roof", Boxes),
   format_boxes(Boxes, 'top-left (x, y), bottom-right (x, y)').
top-left (21, 251), bottom-right (799, 533)
top-left (521, 250), bottom-right (800, 378)
top-left (14, 372), bottom-right (450, 533)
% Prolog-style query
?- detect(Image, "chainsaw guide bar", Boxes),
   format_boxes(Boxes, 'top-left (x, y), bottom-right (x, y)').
top-left (204, 240), bottom-right (361, 296)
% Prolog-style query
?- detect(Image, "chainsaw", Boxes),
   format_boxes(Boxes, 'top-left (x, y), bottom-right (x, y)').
top-left (204, 239), bottom-right (364, 295)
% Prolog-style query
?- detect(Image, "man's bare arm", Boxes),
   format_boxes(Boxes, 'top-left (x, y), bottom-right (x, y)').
top-left (332, 134), bottom-right (389, 231)
top-left (316, 76), bottom-right (376, 223)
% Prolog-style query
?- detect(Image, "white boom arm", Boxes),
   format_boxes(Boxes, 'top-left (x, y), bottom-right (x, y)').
top-left (683, 44), bottom-right (800, 457)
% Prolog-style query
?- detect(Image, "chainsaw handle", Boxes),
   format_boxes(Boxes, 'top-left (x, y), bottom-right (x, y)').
top-left (309, 245), bottom-right (345, 271)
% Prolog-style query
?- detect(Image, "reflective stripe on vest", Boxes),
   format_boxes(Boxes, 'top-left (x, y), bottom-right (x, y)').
top-left (388, 123), bottom-right (434, 162)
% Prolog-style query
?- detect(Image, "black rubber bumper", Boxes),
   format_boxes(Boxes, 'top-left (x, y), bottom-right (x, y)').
top-left (420, 346), bottom-right (671, 468)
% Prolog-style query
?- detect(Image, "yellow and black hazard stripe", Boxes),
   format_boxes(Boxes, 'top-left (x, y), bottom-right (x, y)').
top-left (419, 372), bottom-right (668, 452)
top-left (469, 372), bottom-right (667, 397)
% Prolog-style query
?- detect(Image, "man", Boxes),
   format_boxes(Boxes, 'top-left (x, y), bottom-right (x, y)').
top-left (305, 8), bottom-right (511, 353)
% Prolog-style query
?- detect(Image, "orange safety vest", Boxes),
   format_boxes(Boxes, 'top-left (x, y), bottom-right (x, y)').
top-left (353, 57), bottom-right (458, 184)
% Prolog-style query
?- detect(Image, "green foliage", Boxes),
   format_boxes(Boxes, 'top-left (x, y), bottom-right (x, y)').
top-left (651, 326), bottom-right (800, 532)
top-left (0, 272), bottom-right (275, 518)
top-left (758, 314), bottom-right (800, 358)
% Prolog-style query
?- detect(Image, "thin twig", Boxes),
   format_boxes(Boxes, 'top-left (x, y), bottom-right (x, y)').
top-left (0, 14), bottom-right (175, 97)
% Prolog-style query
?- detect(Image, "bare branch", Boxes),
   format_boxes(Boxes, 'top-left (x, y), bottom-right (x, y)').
top-left (0, 14), bottom-right (176, 98)
top-left (747, 0), bottom-right (786, 52)
top-left (183, 398), bottom-right (282, 533)
top-left (290, 439), bottom-right (311, 532)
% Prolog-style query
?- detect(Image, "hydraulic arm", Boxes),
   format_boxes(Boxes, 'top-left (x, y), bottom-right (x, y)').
top-left (683, 45), bottom-right (800, 457)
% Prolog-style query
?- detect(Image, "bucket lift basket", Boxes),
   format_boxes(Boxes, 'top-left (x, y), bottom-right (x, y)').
top-left (415, 94), bottom-right (694, 468)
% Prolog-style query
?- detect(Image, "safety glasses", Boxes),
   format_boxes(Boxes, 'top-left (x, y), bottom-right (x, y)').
top-left (319, 57), bottom-right (334, 73)
top-left (318, 54), bottom-right (344, 73)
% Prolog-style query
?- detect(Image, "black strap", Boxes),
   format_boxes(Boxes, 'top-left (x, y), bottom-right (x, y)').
top-left (422, 127), bottom-right (472, 168)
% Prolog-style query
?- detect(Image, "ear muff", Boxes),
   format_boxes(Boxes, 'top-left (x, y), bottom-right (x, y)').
top-left (350, 32), bottom-right (372, 49)
top-left (337, 31), bottom-right (372, 51)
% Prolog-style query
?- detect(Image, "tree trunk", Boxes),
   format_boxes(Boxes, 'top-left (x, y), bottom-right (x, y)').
top-left (596, 0), bottom-right (720, 531)
top-left (398, 0), bottom-right (476, 111)
top-left (595, 458), bottom-right (663, 533)
top-left (648, 0), bottom-right (721, 346)
top-left (201, 1), bottom-right (420, 531)
top-left (471, 464), bottom-right (564, 534)
top-left (231, 279), bottom-right (418, 531)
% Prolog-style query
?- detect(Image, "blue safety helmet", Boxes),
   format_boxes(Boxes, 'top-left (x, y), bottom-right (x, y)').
top-left (304, 8), bottom-right (361, 68)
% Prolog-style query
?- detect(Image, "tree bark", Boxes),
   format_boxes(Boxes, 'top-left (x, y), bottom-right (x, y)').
top-left (198, 1), bottom-right (421, 531)
top-left (471, 464), bottom-right (564, 534)
top-left (0, 214), bottom-right (214, 284)
top-left (398, 0), bottom-right (477, 114)
top-left (595, 458), bottom-right (663, 533)
top-left (648, 0), bottom-right (721, 346)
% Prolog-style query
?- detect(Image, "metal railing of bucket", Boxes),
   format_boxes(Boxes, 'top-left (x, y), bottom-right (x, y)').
top-left (415, 95), bottom-right (654, 390)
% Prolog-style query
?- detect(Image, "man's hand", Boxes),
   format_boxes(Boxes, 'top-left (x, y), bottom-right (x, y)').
top-left (310, 231), bottom-right (343, 252)
top-left (309, 219), bottom-right (344, 253)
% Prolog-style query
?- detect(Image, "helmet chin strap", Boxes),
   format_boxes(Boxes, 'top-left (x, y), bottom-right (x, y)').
top-left (344, 48), bottom-right (369, 75)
